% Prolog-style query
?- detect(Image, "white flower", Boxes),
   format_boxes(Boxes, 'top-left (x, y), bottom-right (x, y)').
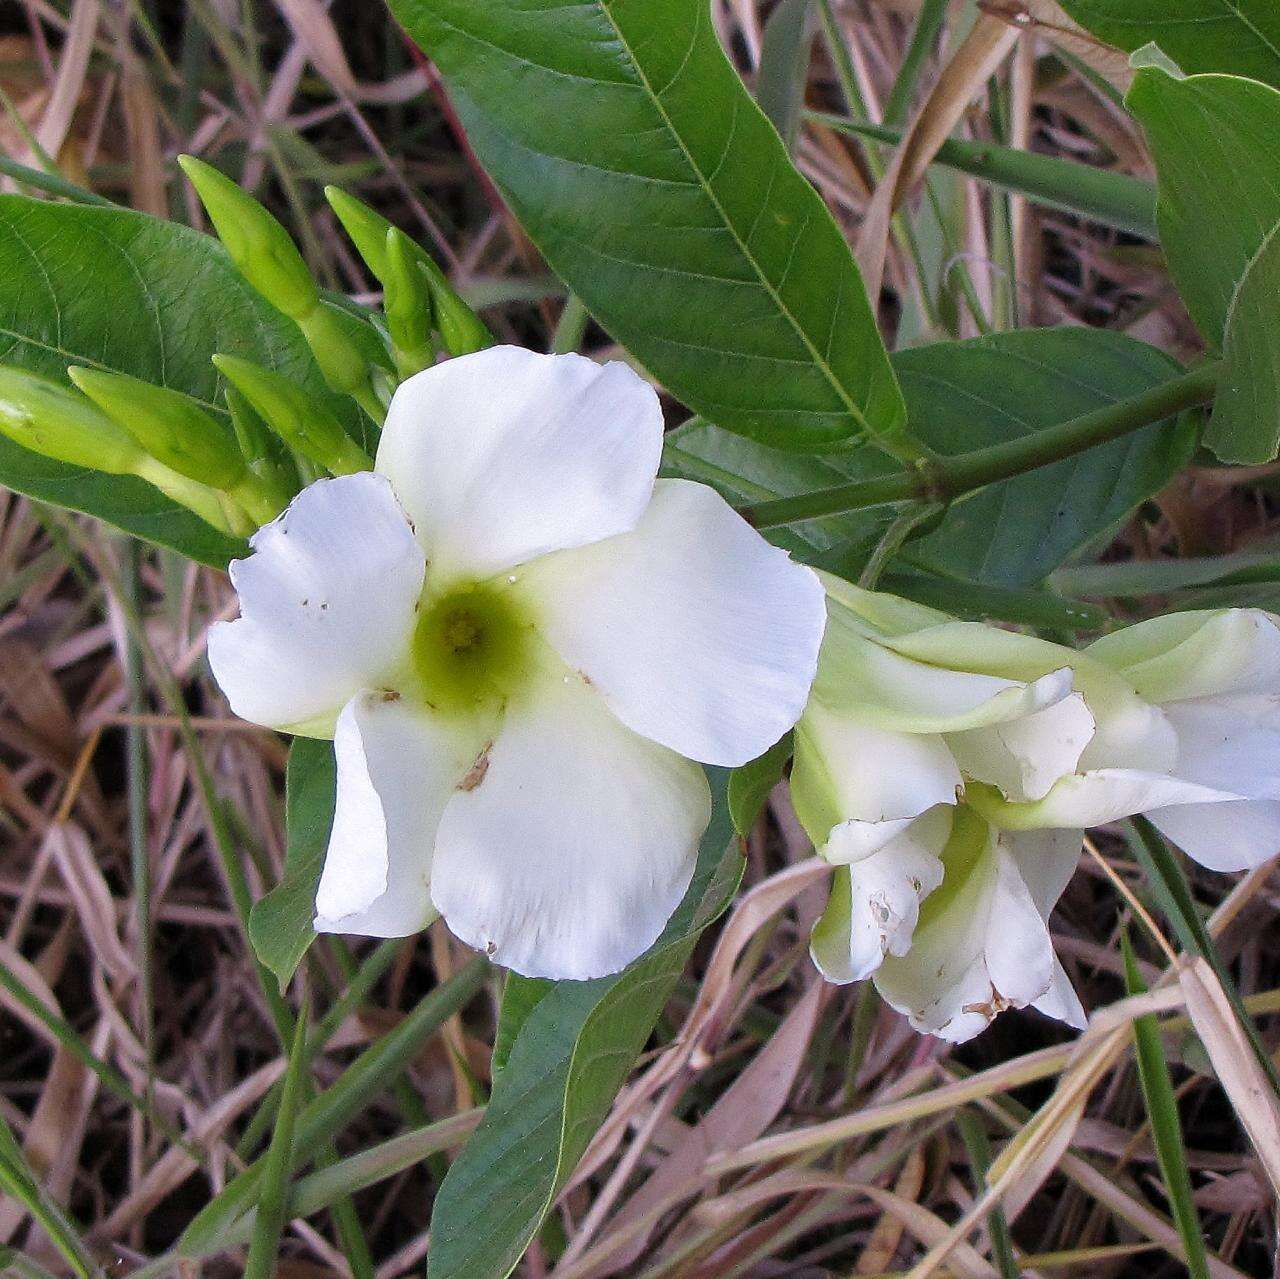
top-left (793, 576), bottom-right (1093, 1004)
top-left (209, 347), bottom-right (826, 979)
top-left (987, 609), bottom-right (1280, 872)
top-left (812, 808), bottom-right (1086, 1043)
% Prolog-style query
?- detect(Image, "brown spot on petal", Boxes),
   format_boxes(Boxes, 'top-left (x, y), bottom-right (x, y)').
top-left (963, 986), bottom-right (1014, 1020)
top-left (459, 740), bottom-right (494, 791)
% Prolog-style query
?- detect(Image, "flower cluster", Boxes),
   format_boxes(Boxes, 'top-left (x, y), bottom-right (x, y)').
top-left (797, 576), bottom-right (1280, 1041)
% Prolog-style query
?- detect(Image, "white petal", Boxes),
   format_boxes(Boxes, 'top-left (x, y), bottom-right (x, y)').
top-left (874, 816), bottom-right (1069, 1043)
top-left (1150, 799), bottom-right (1280, 872)
top-left (811, 806), bottom-right (950, 982)
top-left (314, 692), bottom-right (480, 937)
top-left (208, 474), bottom-right (424, 735)
top-left (375, 346), bottom-right (662, 580)
top-left (949, 688), bottom-right (1095, 802)
top-left (519, 479), bottom-right (826, 767)
top-left (814, 605), bottom-right (1069, 733)
top-left (1034, 959), bottom-right (1088, 1030)
top-left (429, 674), bottom-right (711, 980)
top-left (989, 768), bottom-right (1243, 831)
top-left (792, 704), bottom-right (959, 841)
top-left (1088, 609), bottom-right (1280, 702)
top-left (1163, 698), bottom-right (1280, 800)
top-left (1007, 827), bottom-right (1084, 918)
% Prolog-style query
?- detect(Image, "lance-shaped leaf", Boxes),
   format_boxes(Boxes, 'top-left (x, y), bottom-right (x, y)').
top-left (390, 0), bottom-right (905, 452)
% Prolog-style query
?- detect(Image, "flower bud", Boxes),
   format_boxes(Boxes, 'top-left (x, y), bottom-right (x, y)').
top-left (68, 366), bottom-right (244, 488)
top-left (179, 155), bottom-right (319, 321)
top-left (325, 185), bottom-right (492, 357)
top-left (0, 366), bottom-right (240, 533)
top-left (213, 354), bottom-right (372, 476)
top-left (384, 227), bottom-right (435, 378)
top-left (0, 365), bottom-right (144, 474)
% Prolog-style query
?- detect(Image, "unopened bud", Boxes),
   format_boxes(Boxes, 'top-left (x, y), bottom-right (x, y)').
top-left (213, 355), bottom-right (372, 476)
top-left (384, 228), bottom-right (435, 378)
top-left (179, 155), bottom-right (319, 321)
top-left (0, 366), bottom-right (143, 474)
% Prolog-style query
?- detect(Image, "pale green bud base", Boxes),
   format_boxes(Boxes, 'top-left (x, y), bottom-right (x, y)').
top-left (134, 456), bottom-right (245, 535)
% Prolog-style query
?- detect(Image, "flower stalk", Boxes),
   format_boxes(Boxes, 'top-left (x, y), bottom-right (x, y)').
top-left (741, 362), bottom-right (1222, 529)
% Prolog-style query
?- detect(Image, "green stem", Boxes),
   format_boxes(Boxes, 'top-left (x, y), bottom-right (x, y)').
top-left (741, 362), bottom-right (1220, 530)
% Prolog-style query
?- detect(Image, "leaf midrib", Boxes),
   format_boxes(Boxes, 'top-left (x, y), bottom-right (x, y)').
top-left (596, 0), bottom-right (871, 434)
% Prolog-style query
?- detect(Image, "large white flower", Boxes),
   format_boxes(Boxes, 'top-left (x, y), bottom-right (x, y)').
top-left (985, 609), bottom-right (1280, 872)
top-left (793, 576), bottom-right (1093, 1005)
top-left (209, 347), bottom-right (826, 979)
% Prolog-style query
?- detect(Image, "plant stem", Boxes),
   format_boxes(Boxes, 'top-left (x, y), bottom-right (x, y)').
top-left (741, 362), bottom-right (1220, 530)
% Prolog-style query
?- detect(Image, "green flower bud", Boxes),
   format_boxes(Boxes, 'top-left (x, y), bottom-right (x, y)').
top-left (384, 227), bottom-right (435, 378)
top-left (0, 366), bottom-right (242, 533)
top-left (68, 366), bottom-right (245, 489)
top-left (296, 301), bottom-right (381, 408)
top-left (0, 365), bottom-right (144, 474)
top-left (179, 155), bottom-right (319, 321)
top-left (430, 276), bottom-right (494, 357)
top-left (225, 385), bottom-right (298, 504)
top-left (325, 186), bottom-right (397, 283)
top-left (213, 354), bottom-right (372, 476)
top-left (326, 185), bottom-right (492, 358)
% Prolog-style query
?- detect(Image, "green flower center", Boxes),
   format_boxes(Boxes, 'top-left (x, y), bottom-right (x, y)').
top-left (412, 583), bottom-right (534, 714)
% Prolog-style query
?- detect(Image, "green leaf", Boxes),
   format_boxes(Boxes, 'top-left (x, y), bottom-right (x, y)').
top-left (492, 974), bottom-right (555, 1076)
top-left (1121, 932), bottom-right (1212, 1279)
top-left (1207, 219), bottom-right (1280, 462)
top-left (728, 732), bottom-right (793, 835)
top-left (390, 0), bottom-right (905, 452)
top-left (0, 196), bottom-right (357, 566)
top-left (249, 739), bottom-right (335, 988)
top-left (667, 327), bottom-right (1196, 588)
top-left (1058, 0), bottom-right (1280, 88)
top-left (426, 772), bottom-right (742, 1279)
top-left (1127, 69), bottom-right (1280, 346)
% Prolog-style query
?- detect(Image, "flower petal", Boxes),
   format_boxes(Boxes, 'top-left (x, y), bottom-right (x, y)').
top-left (810, 806), bottom-right (950, 982)
top-left (987, 768), bottom-right (1243, 831)
top-left (519, 479), bottom-right (825, 767)
top-left (375, 346), bottom-right (663, 580)
top-left (874, 816), bottom-right (1074, 1042)
top-left (314, 691), bottom-right (481, 937)
top-left (791, 705), bottom-right (959, 841)
top-left (429, 674), bottom-right (711, 980)
top-left (1163, 698), bottom-right (1280, 800)
top-left (1150, 799), bottom-right (1280, 872)
top-left (949, 687), bottom-right (1095, 802)
top-left (1088, 609), bottom-right (1280, 702)
top-left (208, 473), bottom-right (424, 735)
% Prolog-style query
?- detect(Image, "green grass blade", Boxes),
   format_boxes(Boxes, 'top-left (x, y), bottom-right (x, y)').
top-left (1121, 932), bottom-right (1212, 1279)
top-left (956, 1110), bottom-right (1021, 1279)
top-left (1129, 817), bottom-right (1280, 1098)
top-left (808, 112), bottom-right (1157, 238)
top-left (245, 1000), bottom-right (310, 1279)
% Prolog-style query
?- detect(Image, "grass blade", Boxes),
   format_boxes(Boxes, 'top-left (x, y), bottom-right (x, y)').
top-left (1121, 932), bottom-right (1212, 1279)
top-left (809, 112), bottom-right (1157, 238)
top-left (245, 999), bottom-right (310, 1279)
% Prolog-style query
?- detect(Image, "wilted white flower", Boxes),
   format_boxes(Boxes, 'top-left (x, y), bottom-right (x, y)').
top-left (987, 609), bottom-right (1280, 872)
top-left (812, 808), bottom-right (1085, 1042)
top-left (794, 578), bottom-right (1092, 1038)
top-left (209, 347), bottom-right (826, 979)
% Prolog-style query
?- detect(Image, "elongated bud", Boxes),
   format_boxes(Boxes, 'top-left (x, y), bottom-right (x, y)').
top-left (179, 155), bottom-right (318, 321)
top-left (225, 386), bottom-right (298, 501)
top-left (429, 276), bottom-right (494, 357)
top-left (213, 354), bottom-right (372, 476)
top-left (325, 186), bottom-right (398, 283)
top-left (0, 366), bottom-right (242, 533)
top-left (326, 185), bottom-right (492, 357)
top-left (0, 366), bottom-right (144, 474)
top-left (181, 157), bottom-right (375, 407)
top-left (68, 366), bottom-right (245, 489)
top-left (384, 228), bottom-right (435, 378)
